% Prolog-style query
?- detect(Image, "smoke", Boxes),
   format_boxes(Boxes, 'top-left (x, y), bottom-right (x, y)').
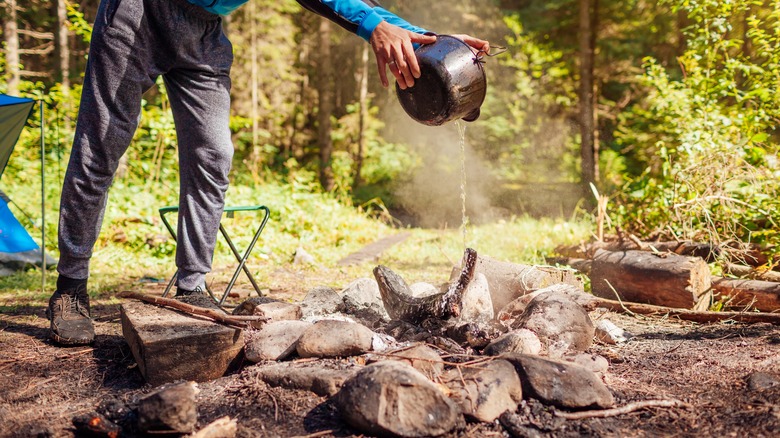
top-left (384, 104), bottom-right (502, 228)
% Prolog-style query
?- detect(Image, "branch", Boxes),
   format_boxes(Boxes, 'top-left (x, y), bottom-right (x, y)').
top-left (17, 29), bottom-right (54, 39)
top-left (117, 291), bottom-right (268, 329)
top-left (555, 399), bottom-right (688, 420)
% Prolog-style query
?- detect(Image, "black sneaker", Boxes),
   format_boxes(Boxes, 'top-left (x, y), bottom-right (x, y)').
top-left (174, 287), bottom-right (223, 311)
top-left (46, 284), bottom-right (95, 345)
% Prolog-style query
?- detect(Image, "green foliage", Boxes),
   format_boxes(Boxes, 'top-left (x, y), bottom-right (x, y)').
top-left (612, 0), bottom-right (780, 246)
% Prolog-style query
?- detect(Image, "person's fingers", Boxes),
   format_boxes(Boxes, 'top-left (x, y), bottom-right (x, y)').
top-left (452, 34), bottom-right (490, 53)
top-left (392, 48), bottom-right (415, 88)
top-left (376, 56), bottom-right (389, 88)
top-left (410, 33), bottom-right (437, 45)
top-left (389, 62), bottom-right (407, 89)
top-left (402, 41), bottom-right (421, 79)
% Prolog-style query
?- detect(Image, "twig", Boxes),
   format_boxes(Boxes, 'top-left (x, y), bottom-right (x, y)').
top-left (117, 291), bottom-right (268, 329)
top-left (291, 430), bottom-right (336, 438)
top-left (555, 399), bottom-right (688, 420)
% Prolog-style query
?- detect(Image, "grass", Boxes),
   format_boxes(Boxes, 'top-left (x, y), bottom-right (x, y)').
top-left (0, 179), bottom-right (594, 308)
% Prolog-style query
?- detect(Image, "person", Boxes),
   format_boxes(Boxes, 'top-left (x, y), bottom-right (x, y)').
top-left (47, 0), bottom-right (490, 345)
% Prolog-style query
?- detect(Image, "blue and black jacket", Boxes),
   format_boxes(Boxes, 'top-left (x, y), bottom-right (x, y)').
top-left (186, 0), bottom-right (428, 41)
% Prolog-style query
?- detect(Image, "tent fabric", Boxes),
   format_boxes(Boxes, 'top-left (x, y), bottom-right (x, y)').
top-left (0, 94), bottom-right (35, 179)
top-left (0, 196), bottom-right (38, 253)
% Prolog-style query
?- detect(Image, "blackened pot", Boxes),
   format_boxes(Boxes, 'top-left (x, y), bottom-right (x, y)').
top-left (396, 35), bottom-right (487, 126)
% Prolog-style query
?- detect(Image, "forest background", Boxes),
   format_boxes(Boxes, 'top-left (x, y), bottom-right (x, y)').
top-left (1, 0), bottom-right (780, 279)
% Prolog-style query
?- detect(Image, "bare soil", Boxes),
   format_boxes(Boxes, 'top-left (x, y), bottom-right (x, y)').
top-left (1, 276), bottom-right (779, 438)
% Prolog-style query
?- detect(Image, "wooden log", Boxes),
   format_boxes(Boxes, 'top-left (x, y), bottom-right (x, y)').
top-left (120, 302), bottom-right (244, 386)
top-left (722, 263), bottom-right (780, 283)
top-left (556, 240), bottom-right (720, 262)
top-left (711, 277), bottom-right (780, 312)
top-left (583, 295), bottom-right (780, 325)
top-left (468, 254), bottom-right (583, 315)
top-left (590, 249), bottom-right (712, 311)
top-left (556, 240), bottom-right (776, 268)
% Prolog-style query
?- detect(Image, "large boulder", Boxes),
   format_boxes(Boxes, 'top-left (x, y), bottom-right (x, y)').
top-left (484, 329), bottom-right (542, 356)
top-left (511, 290), bottom-right (594, 357)
top-left (444, 359), bottom-right (523, 422)
top-left (300, 286), bottom-right (342, 318)
top-left (244, 320), bottom-right (312, 362)
top-left (335, 361), bottom-right (461, 437)
top-left (503, 354), bottom-right (614, 409)
top-left (296, 320), bottom-right (375, 358)
top-left (452, 273), bottom-right (493, 324)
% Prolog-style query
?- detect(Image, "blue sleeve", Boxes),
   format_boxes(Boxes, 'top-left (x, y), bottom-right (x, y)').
top-left (296, 0), bottom-right (430, 41)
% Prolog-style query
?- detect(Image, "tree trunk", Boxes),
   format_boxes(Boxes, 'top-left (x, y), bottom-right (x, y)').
top-left (590, 249), bottom-right (712, 311)
top-left (353, 44), bottom-right (370, 190)
top-left (5, 0), bottom-right (20, 95)
top-left (249, 0), bottom-right (260, 183)
top-left (578, 0), bottom-right (597, 199)
top-left (56, 0), bottom-right (70, 89)
top-left (316, 19), bottom-right (335, 191)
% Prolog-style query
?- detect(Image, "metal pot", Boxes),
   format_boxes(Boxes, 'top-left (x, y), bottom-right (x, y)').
top-left (396, 35), bottom-right (487, 126)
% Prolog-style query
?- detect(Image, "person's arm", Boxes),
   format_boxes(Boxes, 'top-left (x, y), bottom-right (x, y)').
top-left (297, 0), bottom-right (488, 90)
top-left (295, 0), bottom-right (427, 41)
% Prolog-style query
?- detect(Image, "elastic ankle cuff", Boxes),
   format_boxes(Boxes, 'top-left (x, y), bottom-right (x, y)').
top-left (57, 275), bottom-right (88, 291)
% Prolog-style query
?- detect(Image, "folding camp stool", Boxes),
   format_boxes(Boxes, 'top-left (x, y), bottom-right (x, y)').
top-left (159, 205), bottom-right (270, 306)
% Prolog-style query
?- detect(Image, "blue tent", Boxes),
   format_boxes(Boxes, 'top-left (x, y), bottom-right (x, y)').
top-left (0, 94), bottom-right (55, 276)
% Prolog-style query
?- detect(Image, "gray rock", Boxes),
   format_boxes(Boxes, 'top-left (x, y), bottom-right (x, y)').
top-left (444, 359), bottom-right (523, 422)
top-left (512, 290), bottom-right (594, 357)
top-left (484, 329), bottom-right (542, 356)
top-left (503, 354), bottom-right (615, 409)
top-left (336, 361), bottom-right (460, 437)
top-left (746, 372), bottom-right (780, 391)
top-left (595, 319), bottom-right (629, 344)
top-left (409, 282), bottom-right (440, 298)
top-left (244, 320), bottom-right (312, 362)
top-left (137, 381), bottom-right (199, 433)
top-left (497, 284), bottom-right (595, 327)
top-left (300, 286), bottom-right (342, 318)
top-left (340, 278), bottom-right (387, 315)
top-left (380, 344), bottom-right (445, 379)
top-left (453, 273), bottom-right (494, 324)
top-left (562, 353), bottom-right (609, 377)
top-left (339, 278), bottom-right (390, 328)
top-left (249, 361), bottom-right (359, 396)
top-left (445, 322), bottom-right (505, 349)
top-left (293, 246), bottom-right (316, 265)
top-left (296, 320), bottom-right (375, 358)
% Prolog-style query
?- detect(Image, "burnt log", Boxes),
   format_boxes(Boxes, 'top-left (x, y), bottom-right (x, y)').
top-left (590, 249), bottom-right (712, 311)
top-left (711, 277), bottom-right (780, 312)
top-left (374, 248), bottom-right (477, 324)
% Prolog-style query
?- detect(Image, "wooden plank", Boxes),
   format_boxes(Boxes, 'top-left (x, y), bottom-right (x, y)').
top-left (337, 232), bottom-right (411, 266)
top-left (120, 301), bottom-right (244, 386)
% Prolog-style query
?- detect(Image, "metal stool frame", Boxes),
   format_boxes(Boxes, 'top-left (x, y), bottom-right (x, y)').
top-left (159, 205), bottom-right (270, 306)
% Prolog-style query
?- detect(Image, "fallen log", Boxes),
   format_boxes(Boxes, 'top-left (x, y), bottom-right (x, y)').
top-left (722, 263), bottom-right (780, 283)
top-left (590, 249), bottom-right (712, 311)
top-left (374, 248), bottom-right (477, 324)
top-left (556, 241), bottom-right (720, 262)
top-left (711, 277), bottom-right (780, 312)
top-left (117, 291), bottom-right (268, 329)
top-left (583, 295), bottom-right (780, 325)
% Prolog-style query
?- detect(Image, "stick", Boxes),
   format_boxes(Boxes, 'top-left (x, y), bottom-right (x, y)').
top-left (585, 295), bottom-right (780, 324)
top-left (555, 399), bottom-right (687, 420)
top-left (291, 430), bottom-right (336, 438)
top-left (117, 291), bottom-right (268, 328)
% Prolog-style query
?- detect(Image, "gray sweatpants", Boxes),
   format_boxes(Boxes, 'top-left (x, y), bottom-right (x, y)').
top-left (58, 0), bottom-right (234, 290)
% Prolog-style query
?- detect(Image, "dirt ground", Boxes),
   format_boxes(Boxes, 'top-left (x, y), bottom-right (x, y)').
top-left (1, 275), bottom-right (779, 438)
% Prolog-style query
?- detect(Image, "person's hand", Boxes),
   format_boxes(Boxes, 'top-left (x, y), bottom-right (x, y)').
top-left (451, 34), bottom-right (490, 54)
top-left (370, 21), bottom-right (436, 89)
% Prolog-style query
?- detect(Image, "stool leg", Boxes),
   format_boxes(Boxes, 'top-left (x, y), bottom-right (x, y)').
top-left (219, 224), bottom-right (263, 296)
